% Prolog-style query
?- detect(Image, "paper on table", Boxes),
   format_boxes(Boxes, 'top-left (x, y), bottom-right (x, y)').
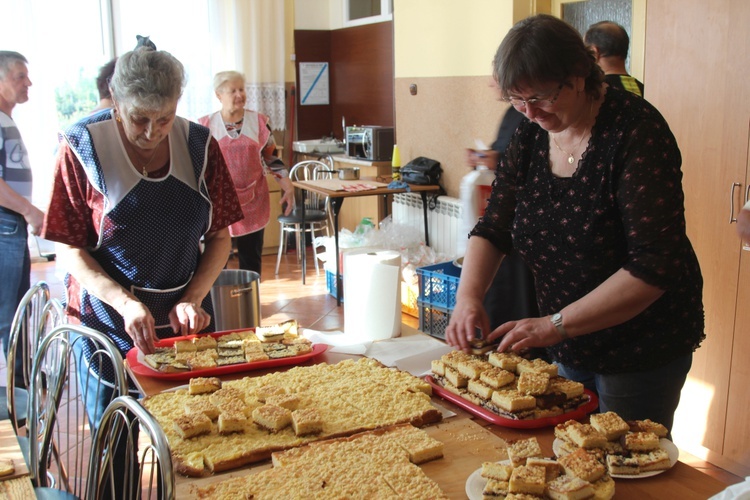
top-left (365, 335), bottom-right (453, 376)
top-left (302, 329), bottom-right (371, 355)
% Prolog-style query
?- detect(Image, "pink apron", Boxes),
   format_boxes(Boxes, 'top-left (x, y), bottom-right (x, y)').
top-left (199, 110), bottom-right (270, 236)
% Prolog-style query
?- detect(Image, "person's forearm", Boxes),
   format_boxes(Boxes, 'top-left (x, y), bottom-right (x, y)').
top-left (558, 268), bottom-right (665, 338)
top-left (456, 236), bottom-right (504, 302)
top-left (179, 228), bottom-right (231, 304)
top-left (55, 243), bottom-right (138, 314)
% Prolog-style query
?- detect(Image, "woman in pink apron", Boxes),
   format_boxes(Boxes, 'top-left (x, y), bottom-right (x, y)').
top-left (199, 71), bottom-right (294, 276)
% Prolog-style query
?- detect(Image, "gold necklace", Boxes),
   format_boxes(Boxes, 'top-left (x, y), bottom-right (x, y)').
top-left (551, 100), bottom-right (594, 164)
top-left (552, 132), bottom-right (588, 165)
top-left (130, 142), bottom-right (161, 177)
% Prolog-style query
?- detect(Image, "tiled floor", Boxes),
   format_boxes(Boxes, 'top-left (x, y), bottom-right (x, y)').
top-left (8, 249), bottom-right (743, 492)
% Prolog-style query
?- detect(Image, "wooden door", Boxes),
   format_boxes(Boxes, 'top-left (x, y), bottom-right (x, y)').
top-left (724, 127), bottom-right (750, 476)
top-left (644, 0), bottom-right (750, 459)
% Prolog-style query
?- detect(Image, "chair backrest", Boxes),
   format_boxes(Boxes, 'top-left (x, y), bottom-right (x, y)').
top-left (28, 324), bottom-right (129, 496)
top-left (87, 395), bottom-right (174, 500)
top-left (290, 160), bottom-right (332, 211)
top-left (6, 281), bottom-right (50, 433)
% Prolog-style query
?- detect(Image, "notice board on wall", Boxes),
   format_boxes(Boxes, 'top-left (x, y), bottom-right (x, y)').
top-left (299, 62), bottom-right (330, 105)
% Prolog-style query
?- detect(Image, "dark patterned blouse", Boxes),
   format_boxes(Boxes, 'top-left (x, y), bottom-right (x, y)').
top-left (471, 87), bottom-right (704, 374)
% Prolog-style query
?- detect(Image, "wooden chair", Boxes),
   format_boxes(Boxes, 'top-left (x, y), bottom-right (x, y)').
top-left (275, 160), bottom-right (332, 275)
top-left (86, 395), bottom-right (174, 500)
top-left (28, 324), bottom-right (128, 498)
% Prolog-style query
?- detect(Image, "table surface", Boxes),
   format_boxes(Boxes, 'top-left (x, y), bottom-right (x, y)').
top-left (126, 326), bottom-right (732, 499)
top-left (293, 177), bottom-right (440, 198)
top-left (0, 420), bottom-right (35, 499)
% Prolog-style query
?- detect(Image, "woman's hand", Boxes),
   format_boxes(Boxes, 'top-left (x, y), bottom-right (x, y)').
top-left (278, 176), bottom-right (295, 216)
top-left (489, 316), bottom-right (563, 353)
top-left (121, 300), bottom-right (158, 354)
top-left (444, 296), bottom-right (491, 352)
top-left (169, 301), bottom-right (211, 337)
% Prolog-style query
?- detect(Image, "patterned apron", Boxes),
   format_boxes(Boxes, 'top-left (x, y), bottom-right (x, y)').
top-left (62, 112), bottom-right (213, 383)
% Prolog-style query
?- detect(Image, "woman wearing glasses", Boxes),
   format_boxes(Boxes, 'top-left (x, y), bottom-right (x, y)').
top-left (445, 14), bottom-right (704, 432)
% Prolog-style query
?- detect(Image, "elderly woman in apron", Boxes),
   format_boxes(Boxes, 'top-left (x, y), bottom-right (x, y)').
top-left (42, 39), bottom-right (243, 428)
top-left (199, 70), bottom-right (294, 276)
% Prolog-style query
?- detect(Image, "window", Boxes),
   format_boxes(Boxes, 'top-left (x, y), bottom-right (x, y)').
top-left (344, 0), bottom-right (393, 27)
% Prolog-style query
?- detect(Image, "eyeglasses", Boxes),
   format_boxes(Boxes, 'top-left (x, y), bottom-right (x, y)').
top-left (502, 83), bottom-right (565, 110)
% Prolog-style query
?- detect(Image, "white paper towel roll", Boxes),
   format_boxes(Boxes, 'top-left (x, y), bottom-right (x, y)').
top-left (344, 250), bottom-right (402, 342)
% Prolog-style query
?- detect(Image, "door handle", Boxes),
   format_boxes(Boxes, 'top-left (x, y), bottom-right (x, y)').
top-left (730, 182), bottom-right (741, 223)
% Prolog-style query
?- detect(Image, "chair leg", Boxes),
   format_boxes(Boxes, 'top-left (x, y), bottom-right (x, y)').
top-left (294, 224), bottom-right (303, 264)
top-left (275, 224), bottom-right (286, 275)
top-left (310, 225), bottom-right (320, 274)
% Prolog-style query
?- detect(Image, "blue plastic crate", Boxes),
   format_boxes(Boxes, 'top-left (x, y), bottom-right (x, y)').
top-left (418, 301), bottom-right (453, 340)
top-left (416, 261), bottom-right (461, 309)
top-left (325, 270), bottom-right (343, 302)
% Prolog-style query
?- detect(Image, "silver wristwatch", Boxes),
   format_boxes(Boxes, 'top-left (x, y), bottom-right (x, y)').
top-left (550, 313), bottom-right (569, 340)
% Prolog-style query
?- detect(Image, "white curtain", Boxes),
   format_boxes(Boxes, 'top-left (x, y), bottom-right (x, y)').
top-left (209, 0), bottom-right (287, 130)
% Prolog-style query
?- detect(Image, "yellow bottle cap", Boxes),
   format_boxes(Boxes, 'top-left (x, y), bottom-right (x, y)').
top-left (391, 144), bottom-right (401, 167)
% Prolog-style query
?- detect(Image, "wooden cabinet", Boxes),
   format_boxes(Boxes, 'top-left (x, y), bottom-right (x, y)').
top-left (645, 0), bottom-right (750, 477)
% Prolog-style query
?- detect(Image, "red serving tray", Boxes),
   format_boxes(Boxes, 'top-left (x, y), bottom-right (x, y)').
top-left (126, 329), bottom-right (328, 381)
top-left (425, 375), bottom-right (598, 429)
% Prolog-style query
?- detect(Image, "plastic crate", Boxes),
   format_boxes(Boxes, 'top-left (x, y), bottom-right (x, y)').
top-left (418, 301), bottom-right (453, 340)
top-left (325, 270), bottom-right (343, 302)
top-left (416, 261), bottom-right (461, 310)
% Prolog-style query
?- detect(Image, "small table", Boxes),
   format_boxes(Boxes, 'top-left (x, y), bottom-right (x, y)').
top-left (292, 178), bottom-right (441, 305)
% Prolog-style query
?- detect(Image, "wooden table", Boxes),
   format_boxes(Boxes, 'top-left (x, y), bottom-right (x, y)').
top-left (126, 329), bottom-right (732, 499)
top-left (292, 178), bottom-right (441, 303)
top-left (0, 420), bottom-right (35, 499)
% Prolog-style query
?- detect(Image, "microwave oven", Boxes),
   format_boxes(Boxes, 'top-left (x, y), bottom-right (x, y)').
top-left (346, 126), bottom-right (394, 161)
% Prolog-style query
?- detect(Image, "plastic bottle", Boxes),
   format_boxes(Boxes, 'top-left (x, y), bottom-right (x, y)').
top-left (457, 165), bottom-right (494, 256)
top-left (391, 144), bottom-right (401, 181)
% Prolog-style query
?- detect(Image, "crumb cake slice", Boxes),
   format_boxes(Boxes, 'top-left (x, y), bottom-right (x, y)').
top-left (558, 448), bottom-right (605, 482)
top-left (492, 389), bottom-right (537, 413)
top-left (627, 419), bottom-right (669, 438)
top-left (621, 431), bottom-right (660, 451)
top-left (509, 465), bottom-right (546, 496)
top-left (188, 376), bottom-right (222, 395)
top-left (481, 461), bottom-right (514, 481)
top-left (545, 474), bottom-right (595, 500)
top-left (517, 372), bottom-right (551, 396)
top-left (506, 437), bottom-right (543, 468)
top-left (480, 367), bottom-right (515, 389)
top-left (173, 412), bottom-right (212, 439)
top-left (290, 408), bottom-right (323, 436)
top-left (567, 423), bottom-right (607, 449)
top-left (590, 411), bottom-right (630, 440)
top-left (483, 479), bottom-right (510, 499)
top-left (218, 411), bottom-right (247, 434)
top-left (487, 351), bottom-right (524, 372)
top-left (606, 453), bottom-right (640, 475)
top-left (467, 378), bottom-right (495, 400)
top-left (184, 398), bottom-right (220, 420)
top-left (516, 358), bottom-right (558, 377)
top-left (253, 404), bottom-right (292, 432)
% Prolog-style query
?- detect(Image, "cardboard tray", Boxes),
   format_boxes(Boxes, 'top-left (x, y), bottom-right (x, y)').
top-left (126, 330), bottom-right (328, 381)
top-left (425, 375), bottom-right (598, 429)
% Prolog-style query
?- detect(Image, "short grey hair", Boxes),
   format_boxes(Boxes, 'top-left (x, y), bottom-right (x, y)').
top-left (213, 71), bottom-right (245, 93)
top-left (0, 51), bottom-right (28, 80)
top-left (110, 47), bottom-right (186, 110)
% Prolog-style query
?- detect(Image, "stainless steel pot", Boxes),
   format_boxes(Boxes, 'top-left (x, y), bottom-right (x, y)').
top-left (338, 167), bottom-right (360, 180)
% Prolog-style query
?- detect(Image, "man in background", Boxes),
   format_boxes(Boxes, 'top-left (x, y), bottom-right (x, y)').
top-left (0, 51), bottom-right (44, 387)
top-left (584, 21), bottom-right (644, 97)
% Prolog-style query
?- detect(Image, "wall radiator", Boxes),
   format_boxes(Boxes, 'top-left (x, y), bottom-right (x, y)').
top-left (392, 193), bottom-right (462, 258)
